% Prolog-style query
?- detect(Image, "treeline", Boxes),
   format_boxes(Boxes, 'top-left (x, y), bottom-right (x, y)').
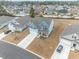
top-left (0, 5), bottom-right (15, 16)
top-left (0, 1), bottom-right (79, 5)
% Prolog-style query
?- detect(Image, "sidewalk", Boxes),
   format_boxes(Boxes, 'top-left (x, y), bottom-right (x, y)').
top-left (50, 38), bottom-right (72, 59)
top-left (0, 32), bottom-right (11, 40)
top-left (17, 32), bottom-right (38, 49)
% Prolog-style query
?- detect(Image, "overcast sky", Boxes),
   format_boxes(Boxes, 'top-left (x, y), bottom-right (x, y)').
top-left (1, 0), bottom-right (78, 1)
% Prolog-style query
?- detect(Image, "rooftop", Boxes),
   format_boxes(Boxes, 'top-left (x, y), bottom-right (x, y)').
top-left (0, 16), bottom-right (15, 26)
top-left (14, 16), bottom-right (53, 30)
top-left (61, 24), bottom-right (79, 37)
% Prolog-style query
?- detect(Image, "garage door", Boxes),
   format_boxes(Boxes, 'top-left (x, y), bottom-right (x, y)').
top-left (29, 28), bottom-right (38, 34)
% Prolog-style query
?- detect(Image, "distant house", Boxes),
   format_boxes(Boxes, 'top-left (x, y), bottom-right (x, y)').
top-left (0, 16), bottom-right (16, 29)
top-left (33, 5), bottom-right (42, 15)
top-left (58, 8), bottom-right (68, 15)
top-left (8, 16), bottom-right (54, 37)
top-left (44, 6), bottom-right (55, 15)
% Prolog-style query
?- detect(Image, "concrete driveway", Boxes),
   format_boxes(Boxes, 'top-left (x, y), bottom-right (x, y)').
top-left (0, 32), bottom-right (11, 40)
top-left (50, 38), bottom-right (72, 59)
top-left (17, 32), bottom-right (38, 49)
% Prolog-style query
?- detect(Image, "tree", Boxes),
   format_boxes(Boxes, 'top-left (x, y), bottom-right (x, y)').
top-left (29, 7), bottom-right (35, 18)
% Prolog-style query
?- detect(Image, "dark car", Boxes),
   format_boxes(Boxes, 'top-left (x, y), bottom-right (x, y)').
top-left (56, 45), bottom-right (63, 53)
top-left (4, 30), bottom-right (11, 34)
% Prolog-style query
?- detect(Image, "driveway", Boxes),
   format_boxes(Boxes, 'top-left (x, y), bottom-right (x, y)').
top-left (50, 38), bottom-right (72, 59)
top-left (17, 32), bottom-right (38, 49)
top-left (0, 32), bottom-right (11, 40)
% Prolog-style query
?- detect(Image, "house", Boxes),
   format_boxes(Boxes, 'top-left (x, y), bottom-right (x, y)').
top-left (33, 4), bottom-right (42, 15)
top-left (8, 16), bottom-right (54, 37)
top-left (28, 17), bottom-right (54, 37)
top-left (8, 17), bottom-right (28, 32)
top-left (60, 24), bottom-right (79, 51)
top-left (44, 5), bottom-right (55, 15)
top-left (0, 16), bottom-right (17, 29)
top-left (58, 8), bottom-right (68, 15)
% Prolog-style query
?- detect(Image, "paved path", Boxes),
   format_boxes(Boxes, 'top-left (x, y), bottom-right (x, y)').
top-left (0, 32), bottom-right (11, 40)
top-left (17, 32), bottom-right (38, 49)
top-left (50, 38), bottom-right (72, 59)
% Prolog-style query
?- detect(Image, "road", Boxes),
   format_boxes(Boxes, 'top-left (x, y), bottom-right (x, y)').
top-left (0, 40), bottom-right (41, 59)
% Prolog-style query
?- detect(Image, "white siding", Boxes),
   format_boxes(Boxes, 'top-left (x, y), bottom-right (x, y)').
top-left (29, 28), bottom-right (38, 34)
top-left (8, 23), bottom-right (15, 32)
top-left (48, 19), bottom-right (54, 35)
top-left (16, 28), bottom-right (23, 32)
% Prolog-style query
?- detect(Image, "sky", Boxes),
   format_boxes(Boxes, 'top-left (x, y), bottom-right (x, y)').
top-left (1, 0), bottom-right (78, 1)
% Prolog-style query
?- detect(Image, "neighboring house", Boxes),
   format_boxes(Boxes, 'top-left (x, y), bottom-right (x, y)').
top-left (0, 16), bottom-right (17, 29)
top-left (60, 24), bottom-right (79, 51)
top-left (8, 17), bottom-right (28, 32)
top-left (15, 11), bottom-right (26, 16)
top-left (56, 5), bottom-right (63, 11)
top-left (33, 5), bottom-right (42, 15)
top-left (44, 6), bottom-right (55, 15)
top-left (58, 8), bottom-right (68, 15)
top-left (8, 16), bottom-right (54, 37)
top-left (6, 5), bottom-right (30, 16)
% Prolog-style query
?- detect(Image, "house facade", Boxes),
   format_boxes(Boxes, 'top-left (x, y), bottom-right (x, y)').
top-left (28, 17), bottom-right (54, 37)
top-left (8, 17), bottom-right (27, 32)
top-left (8, 16), bottom-right (54, 37)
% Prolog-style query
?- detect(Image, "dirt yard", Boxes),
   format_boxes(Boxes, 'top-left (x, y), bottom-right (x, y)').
top-left (68, 51), bottom-right (79, 59)
top-left (3, 28), bottom-right (29, 44)
top-left (0, 26), bottom-right (9, 33)
top-left (27, 19), bottom-right (79, 59)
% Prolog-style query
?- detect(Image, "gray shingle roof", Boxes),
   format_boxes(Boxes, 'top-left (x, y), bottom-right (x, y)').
top-left (10, 22), bottom-right (25, 29)
top-left (0, 16), bottom-right (15, 25)
top-left (0, 41), bottom-right (41, 59)
top-left (12, 16), bottom-right (30, 29)
top-left (58, 9), bottom-right (68, 13)
top-left (18, 16), bottom-right (52, 30)
top-left (61, 24), bottom-right (79, 37)
top-left (30, 17), bottom-right (52, 29)
top-left (13, 16), bottom-right (53, 35)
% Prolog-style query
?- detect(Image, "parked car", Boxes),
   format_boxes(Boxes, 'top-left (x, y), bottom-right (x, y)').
top-left (4, 30), bottom-right (11, 34)
top-left (56, 45), bottom-right (63, 53)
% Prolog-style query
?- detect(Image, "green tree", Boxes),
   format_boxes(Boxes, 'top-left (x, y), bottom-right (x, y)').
top-left (29, 7), bottom-right (35, 18)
